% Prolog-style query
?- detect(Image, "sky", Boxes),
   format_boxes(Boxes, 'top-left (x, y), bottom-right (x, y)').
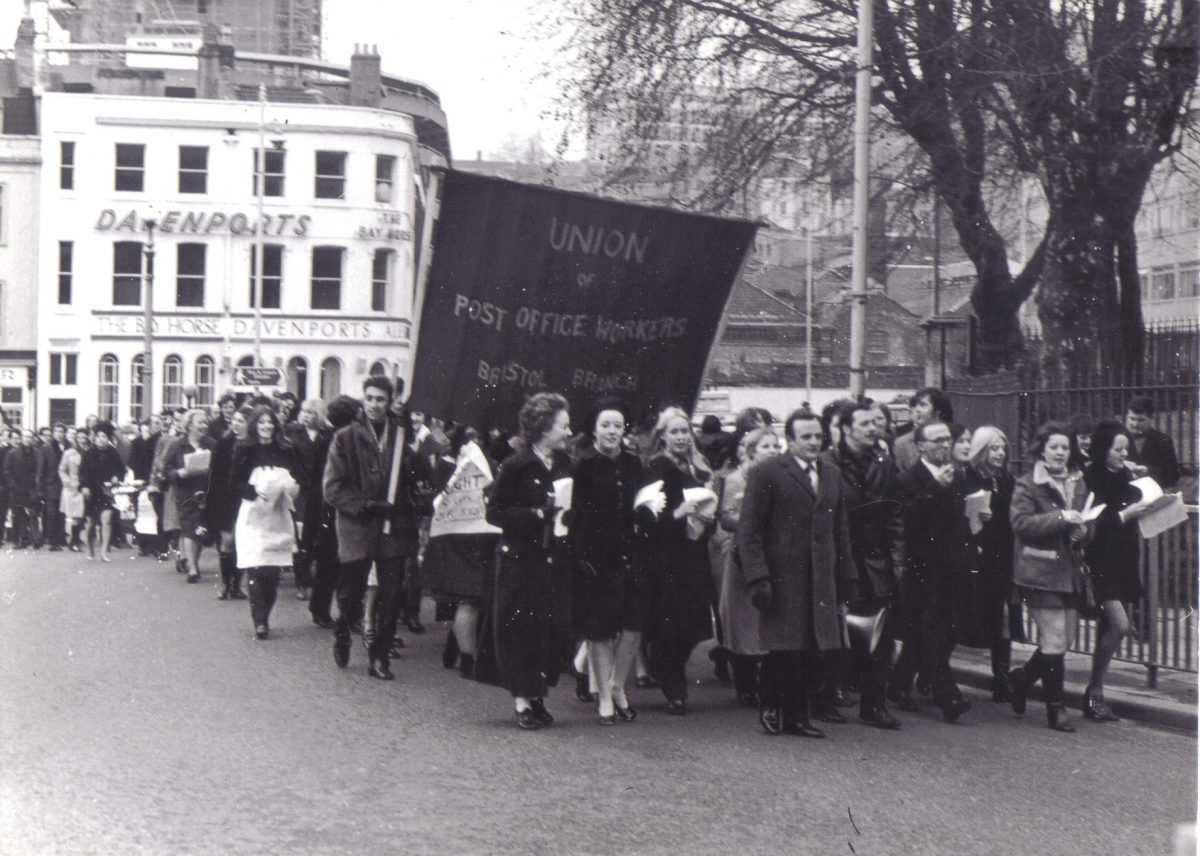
top-left (1, 0), bottom-right (571, 160)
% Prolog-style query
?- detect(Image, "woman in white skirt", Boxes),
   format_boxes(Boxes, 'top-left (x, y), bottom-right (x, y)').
top-left (230, 405), bottom-right (303, 639)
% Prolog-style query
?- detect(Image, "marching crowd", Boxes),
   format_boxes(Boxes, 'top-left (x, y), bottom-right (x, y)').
top-left (0, 382), bottom-right (1184, 736)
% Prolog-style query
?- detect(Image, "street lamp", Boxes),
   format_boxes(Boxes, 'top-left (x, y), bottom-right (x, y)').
top-left (141, 213), bottom-right (158, 420)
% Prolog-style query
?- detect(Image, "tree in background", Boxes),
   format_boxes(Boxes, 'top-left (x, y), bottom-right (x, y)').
top-left (555, 0), bottom-right (1198, 376)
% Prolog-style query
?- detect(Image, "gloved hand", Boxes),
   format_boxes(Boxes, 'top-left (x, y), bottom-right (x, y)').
top-left (365, 499), bottom-right (395, 518)
top-left (749, 580), bottom-right (774, 613)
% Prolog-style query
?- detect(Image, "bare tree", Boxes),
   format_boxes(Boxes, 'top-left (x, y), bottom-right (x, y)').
top-left (554, 0), bottom-right (1198, 374)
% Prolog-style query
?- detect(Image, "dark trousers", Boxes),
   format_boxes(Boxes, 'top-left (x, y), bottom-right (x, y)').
top-left (11, 505), bottom-right (39, 546)
top-left (246, 567), bottom-right (281, 628)
top-left (759, 650), bottom-right (820, 724)
top-left (654, 633), bottom-right (698, 702)
top-left (854, 606), bottom-right (897, 714)
top-left (730, 654), bottom-right (760, 696)
top-left (42, 504), bottom-right (65, 547)
top-left (307, 535), bottom-right (339, 621)
top-left (335, 555), bottom-right (406, 661)
top-left (892, 587), bottom-right (959, 707)
top-left (400, 556), bottom-right (422, 618)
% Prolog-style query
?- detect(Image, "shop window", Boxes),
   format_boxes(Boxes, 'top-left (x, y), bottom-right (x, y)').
top-left (253, 147), bottom-right (286, 197)
top-left (315, 150), bottom-right (347, 199)
top-left (250, 244), bottom-right (283, 309)
top-left (98, 354), bottom-right (119, 422)
top-left (311, 246), bottom-right (343, 310)
top-left (178, 145), bottom-right (208, 194)
top-left (319, 357), bottom-right (341, 400)
top-left (115, 143), bottom-right (145, 192)
top-left (112, 241), bottom-right (143, 306)
top-left (375, 155), bottom-right (395, 203)
top-left (60, 141), bottom-right (74, 190)
top-left (49, 399), bottom-right (76, 427)
top-left (176, 243), bottom-right (206, 307)
top-left (194, 356), bottom-right (215, 406)
top-left (287, 356), bottom-right (308, 402)
top-left (371, 249), bottom-right (390, 312)
top-left (49, 353), bottom-right (77, 386)
top-left (162, 355), bottom-right (184, 409)
top-left (58, 241), bottom-right (73, 304)
top-left (130, 354), bottom-right (146, 422)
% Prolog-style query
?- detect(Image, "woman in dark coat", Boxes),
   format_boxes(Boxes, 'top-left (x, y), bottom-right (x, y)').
top-left (638, 406), bottom-right (716, 715)
top-left (484, 393), bottom-right (573, 731)
top-left (1082, 420), bottom-right (1146, 723)
top-left (79, 423), bottom-right (126, 562)
top-left (570, 399), bottom-right (646, 725)
top-left (423, 426), bottom-right (500, 677)
top-left (203, 407), bottom-right (250, 600)
top-left (962, 426), bottom-right (1020, 701)
top-left (162, 409), bottom-right (215, 583)
top-left (286, 398), bottom-right (335, 607)
top-left (1007, 422), bottom-right (1094, 732)
top-left (230, 405), bottom-right (304, 639)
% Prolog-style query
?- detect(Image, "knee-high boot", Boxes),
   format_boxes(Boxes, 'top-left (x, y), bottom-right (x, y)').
top-left (1007, 648), bottom-right (1045, 715)
top-left (1043, 654), bottom-right (1075, 732)
top-left (217, 554), bottom-right (234, 599)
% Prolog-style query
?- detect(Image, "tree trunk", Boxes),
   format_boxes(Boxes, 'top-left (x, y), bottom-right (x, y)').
top-left (1036, 205), bottom-right (1120, 384)
top-left (1115, 223), bottom-right (1145, 385)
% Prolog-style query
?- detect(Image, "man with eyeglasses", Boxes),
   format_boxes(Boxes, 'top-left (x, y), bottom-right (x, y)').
top-left (889, 420), bottom-right (972, 724)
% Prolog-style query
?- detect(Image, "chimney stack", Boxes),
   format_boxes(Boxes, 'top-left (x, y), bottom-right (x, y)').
top-left (349, 44), bottom-right (382, 108)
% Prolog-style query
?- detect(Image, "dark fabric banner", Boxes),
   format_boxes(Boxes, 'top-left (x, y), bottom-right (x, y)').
top-left (408, 171), bottom-right (758, 431)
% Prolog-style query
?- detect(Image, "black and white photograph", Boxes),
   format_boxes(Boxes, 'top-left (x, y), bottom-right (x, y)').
top-left (0, 0), bottom-right (1196, 853)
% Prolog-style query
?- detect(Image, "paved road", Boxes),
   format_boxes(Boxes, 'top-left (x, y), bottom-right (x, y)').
top-left (0, 546), bottom-right (1194, 855)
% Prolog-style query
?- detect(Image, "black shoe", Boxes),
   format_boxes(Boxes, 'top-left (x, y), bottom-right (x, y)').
top-left (216, 585), bottom-right (230, 601)
top-left (311, 615), bottom-right (335, 629)
top-left (459, 654), bottom-right (475, 679)
top-left (814, 706), bottom-right (847, 725)
top-left (515, 709), bottom-right (540, 731)
top-left (598, 714), bottom-right (617, 726)
top-left (860, 706), bottom-right (902, 730)
top-left (529, 698), bottom-right (554, 725)
top-left (783, 719), bottom-right (826, 738)
top-left (665, 699), bottom-right (687, 716)
top-left (176, 557), bottom-right (187, 574)
top-left (575, 673), bottom-right (594, 703)
top-left (389, 639), bottom-right (406, 659)
top-left (362, 629), bottom-right (376, 654)
top-left (833, 685), bottom-right (852, 707)
top-left (635, 674), bottom-right (660, 689)
top-left (403, 615), bottom-right (425, 634)
top-left (737, 691), bottom-right (760, 708)
top-left (1047, 703), bottom-right (1076, 732)
top-left (614, 704), bottom-right (638, 722)
top-left (254, 624), bottom-right (269, 640)
top-left (1008, 667), bottom-right (1028, 716)
top-left (229, 588), bottom-right (247, 600)
top-left (888, 687), bottom-right (920, 713)
top-left (368, 658), bottom-right (395, 681)
top-left (442, 631), bottom-right (460, 669)
top-left (714, 658), bottom-right (731, 683)
top-left (48, 545), bottom-right (63, 552)
top-left (759, 706), bottom-right (783, 735)
top-left (942, 697), bottom-right (972, 723)
top-left (186, 573), bottom-right (200, 584)
top-left (1083, 685), bottom-right (1120, 722)
top-left (333, 631), bottom-right (351, 668)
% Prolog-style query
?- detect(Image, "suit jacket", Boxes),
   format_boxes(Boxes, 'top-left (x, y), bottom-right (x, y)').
top-left (37, 440), bottom-right (65, 504)
top-left (737, 454), bottom-right (857, 653)
top-left (896, 460), bottom-right (971, 604)
top-left (824, 442), bottom-right (904, 600)
top-left (1128, 427), bottom-right (1179, 488)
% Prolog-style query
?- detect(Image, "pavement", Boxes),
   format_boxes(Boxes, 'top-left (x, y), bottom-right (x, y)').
top-left (1, 543), bottom-right (1197, 855)
top-left (952, 643), bottom-right (1198, 734)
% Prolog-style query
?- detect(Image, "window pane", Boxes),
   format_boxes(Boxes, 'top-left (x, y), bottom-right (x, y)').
top-left (60, 141), bottom-right (74, 190)
top-left (179, 146), bottom-right (207, 170)
top-left (115, 143), bottom-right (144, 192)
top-left (254, 149), bottom-right (286, 197)
top-left (179, 145), bottom-right (208, 194)
top-left (176, 244), bottom-right (205, 307)
top-left (113, 241), bottom-right (143, 305)
top-left (371, 249), bottom-right (389, 312)
top-left (58, 241), bottom-right (73, 304)
top-left (319, 357), bottom-right (341, 399)
top-left (98, 355), bottom-right (119, 422)
top-left (311, 247), bottom-right (342, 310)
top-left (50, 353), bottom-right (62, 385)
top-left (66, 354), bottom-right (77, 385)
top-left (315, 151), bottom-right (346, 199)
top-left (250, 244), bottom-right (283, 309)
top-left (162, 356), bottom-right (184, 408)
top-left (195, 357), bottom-right (215, 406)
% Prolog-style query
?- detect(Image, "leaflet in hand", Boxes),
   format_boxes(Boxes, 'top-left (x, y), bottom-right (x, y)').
top-left (182, 449), bottom-right (211, 474)
top-left (965, 489), bottom-right (992, 535)
top-left (552, 477), bottom-right (573, 537)
top-left (682, 487), bottom-right (719, 541)
top-left (634, 480), bottom-right (666, 516)
top-left (1078, 492), bottom-right (1106, 523)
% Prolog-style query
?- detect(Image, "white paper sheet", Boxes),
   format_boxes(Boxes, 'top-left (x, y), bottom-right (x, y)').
top-left (965, 489), bottom-right (992, 535)
top-left (182, 449), bottom-right (211, 473)
top-left (552, 477), bottom-right (573, 537)
top-left (634, 480), bottom-right (666, 514)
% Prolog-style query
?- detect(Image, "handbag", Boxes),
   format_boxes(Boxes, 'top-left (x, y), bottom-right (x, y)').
top-left (1077, 555), bottom-right (1102, 620)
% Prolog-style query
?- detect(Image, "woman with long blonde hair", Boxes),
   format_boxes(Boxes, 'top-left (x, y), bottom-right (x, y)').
top-left (637, 407), bottom-right (717, 715)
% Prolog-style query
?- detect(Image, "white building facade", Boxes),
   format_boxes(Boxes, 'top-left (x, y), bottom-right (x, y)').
top-left (36, 91), bottom-right (420, 426)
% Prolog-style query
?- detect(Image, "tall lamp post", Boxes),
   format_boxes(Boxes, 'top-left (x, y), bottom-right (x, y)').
top-left (141, 215), bottom-right (158, 420)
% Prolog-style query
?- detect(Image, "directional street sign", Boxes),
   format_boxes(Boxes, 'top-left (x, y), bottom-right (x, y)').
top-left (233, 366), bottom-right (283, 386)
